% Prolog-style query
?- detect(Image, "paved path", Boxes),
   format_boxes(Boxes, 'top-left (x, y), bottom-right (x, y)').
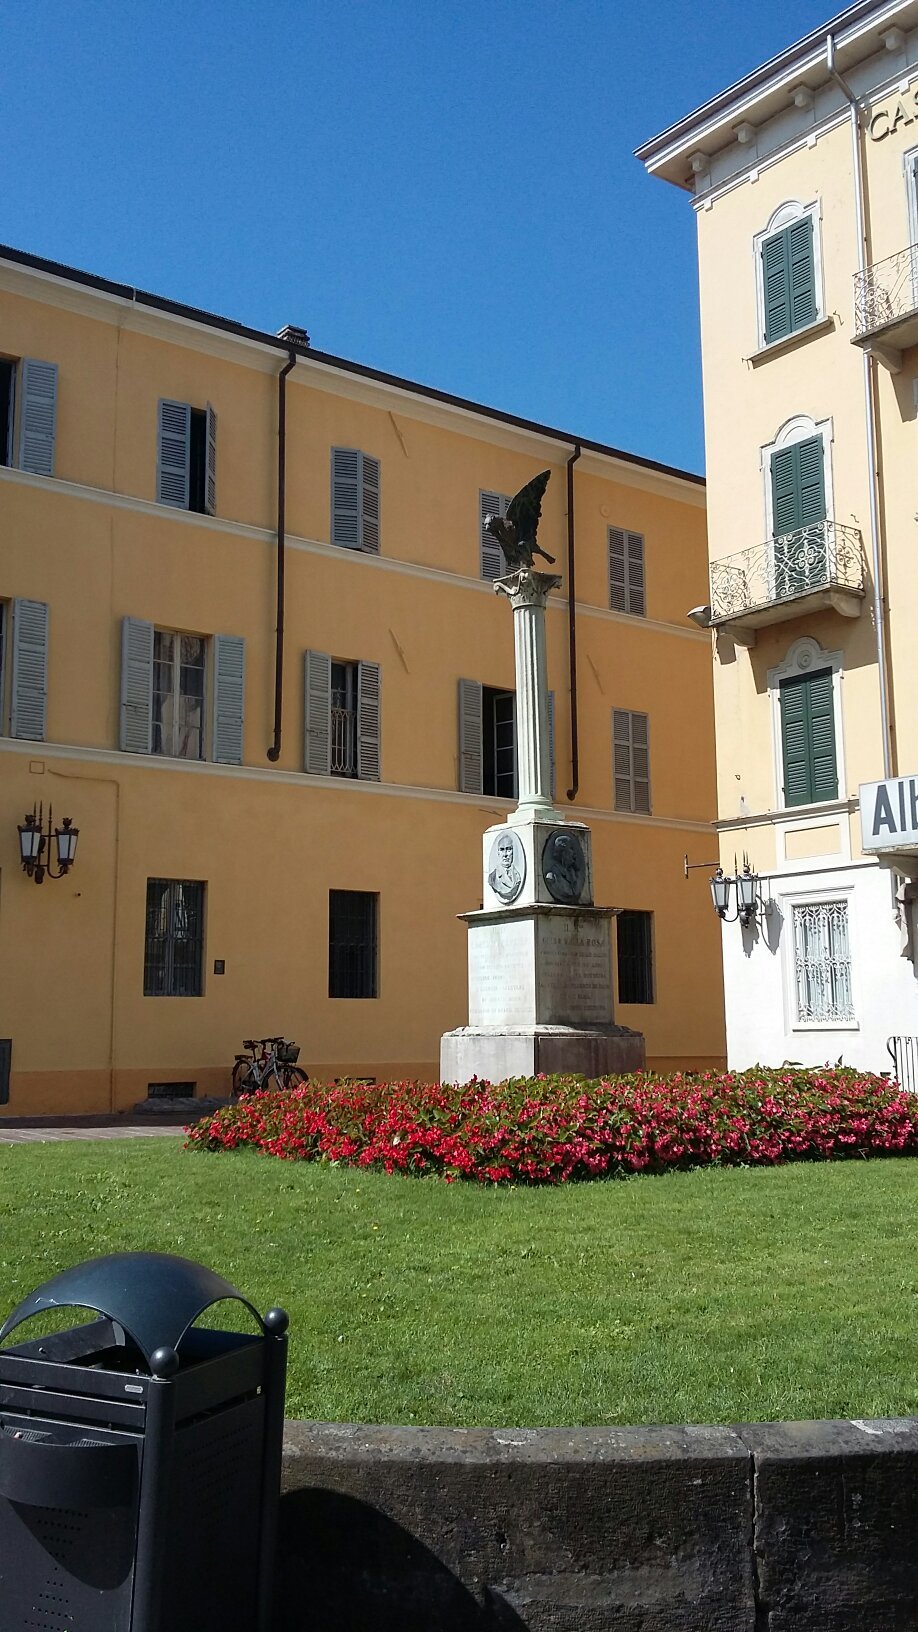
top-left (0, 1123), bottom-right (187, 1144)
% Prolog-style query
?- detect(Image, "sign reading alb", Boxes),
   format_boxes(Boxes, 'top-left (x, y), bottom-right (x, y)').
top-left (860, 776), bottom-right (918, 852)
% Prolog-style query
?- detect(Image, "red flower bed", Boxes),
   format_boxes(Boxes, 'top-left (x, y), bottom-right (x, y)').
top-left (185, 1069), bottom-right (918, 1184)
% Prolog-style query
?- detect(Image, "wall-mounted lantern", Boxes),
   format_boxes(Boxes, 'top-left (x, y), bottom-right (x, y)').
top-left (17, 804), bottom-right (80, 885)
top-left (709, 855), bottom-right (770, 928)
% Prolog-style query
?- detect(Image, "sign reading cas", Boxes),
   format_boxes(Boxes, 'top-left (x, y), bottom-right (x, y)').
top-left (860, 775), bottom-right (918, 850)
top-left (868, 87), bottom-right (918, 140)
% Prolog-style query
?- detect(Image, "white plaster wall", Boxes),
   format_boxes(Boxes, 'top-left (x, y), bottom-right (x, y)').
top-left (722, 860), bottom-right (918, 1073)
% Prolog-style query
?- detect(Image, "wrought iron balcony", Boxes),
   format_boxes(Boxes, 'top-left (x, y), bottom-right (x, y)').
top-left (709, 521), bottom-right (865, 636)
top-left (853, 244), bottom-right (918, 368)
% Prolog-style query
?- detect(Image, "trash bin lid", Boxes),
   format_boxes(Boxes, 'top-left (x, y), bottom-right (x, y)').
top-left (0, 1252), bottom-right (266, 1369)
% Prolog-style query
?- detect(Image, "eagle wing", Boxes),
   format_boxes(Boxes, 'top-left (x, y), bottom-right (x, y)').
top-left (505, 469), bottom-right (551, 542)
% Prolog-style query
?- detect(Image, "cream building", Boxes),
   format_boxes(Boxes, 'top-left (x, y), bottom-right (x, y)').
top-left (640, 0), bottom-right (918, 1075)
top-left (0, 243), bottom-right (723, 1114)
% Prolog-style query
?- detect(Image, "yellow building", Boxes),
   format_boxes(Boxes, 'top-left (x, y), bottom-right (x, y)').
top-left (0, 243), bottom-right (723, 1115)
top-left (640, 0), bottom-right (918, 1073)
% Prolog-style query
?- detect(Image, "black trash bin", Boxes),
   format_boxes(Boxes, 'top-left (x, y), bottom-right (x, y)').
top-left (0, 1251), bottom-right (288, 1632)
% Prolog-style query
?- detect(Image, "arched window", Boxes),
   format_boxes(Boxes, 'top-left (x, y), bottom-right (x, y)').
top-left (768, 638), bottom-right (843, 809)
top-left (754, 200), bottom-right (823, 347)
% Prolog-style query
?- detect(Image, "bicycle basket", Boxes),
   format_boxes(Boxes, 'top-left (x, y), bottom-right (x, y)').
top-left (276, 1042), bottom-right (300, 1064)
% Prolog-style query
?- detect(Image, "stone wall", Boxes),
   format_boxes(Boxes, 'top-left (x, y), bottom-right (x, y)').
top-left (276, 1417), bottom-right (918, 1631)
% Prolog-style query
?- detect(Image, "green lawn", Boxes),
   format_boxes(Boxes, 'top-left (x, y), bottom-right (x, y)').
top-left (0, 1140), bottom-right (916, 1427)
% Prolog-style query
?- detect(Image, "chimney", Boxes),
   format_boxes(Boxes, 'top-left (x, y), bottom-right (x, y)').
top-left (276, 324), bottom-right (310, 347)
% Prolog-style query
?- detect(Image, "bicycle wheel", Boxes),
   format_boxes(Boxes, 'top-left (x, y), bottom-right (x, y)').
top-left (232, 1060), bottom-right (258, 1096)
top-left (282, 1065), bottom-right (309, 1089)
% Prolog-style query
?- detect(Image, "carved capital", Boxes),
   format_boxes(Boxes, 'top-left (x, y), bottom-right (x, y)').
top-left (494, 568), bottom-right (563, 610)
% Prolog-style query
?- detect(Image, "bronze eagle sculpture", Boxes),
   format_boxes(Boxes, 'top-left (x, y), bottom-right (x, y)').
top-left (485, 469), bottom-right (555, 570)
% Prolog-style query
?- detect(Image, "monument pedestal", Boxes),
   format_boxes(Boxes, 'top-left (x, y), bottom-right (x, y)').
top-left (440, 1024), bottom-right (644, 1086)
top-left (439, 902), bottom-right (645, 1085)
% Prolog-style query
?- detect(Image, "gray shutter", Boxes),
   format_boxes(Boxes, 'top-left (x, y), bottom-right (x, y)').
top-left (609, 528), bottom-right (645, 616)
top-left (357, 660), bottom-right (381, 780)
top-left (480, 491), bottom-right (507, 580)
top-left (626, 532), bottom-right (646, 617)
top-left (361, 455), bottom-right (380, 554)
top-left (18, 360), bottom-right (58, 477)
top-left (212, 634), bottom-right (245, 764)
top-left (458, 678), bottom-right (483, 793)
top-left (547, 689), bottom-right (556, 801)
top-left (119, 617), bottom-right (154, 753)
top-left (331, 448), bottom-right (360, 548)
top-left (157, 399), bottom-right (191, 508)
top-left (609, 528), bottom-right (627, 611)
top-left (304, 649), bottom-right (332, 774)
top-left (205, 402), bottom-right (218, 516)
top-left (10, 598), bottom-right (49, 740)
top-left (631, 711), bottom-right (651, 813)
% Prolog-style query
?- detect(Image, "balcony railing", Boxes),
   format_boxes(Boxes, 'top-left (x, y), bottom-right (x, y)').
top-left (853, 244), bottom-right (918, 361)
top-left (710, 520), bottom-right (864, 628)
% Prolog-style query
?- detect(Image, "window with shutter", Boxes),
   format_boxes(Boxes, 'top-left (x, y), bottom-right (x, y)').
top-left (357, 660), bottom-right (381, 780)
top-left (770, 435), bottom-right (827, 599)
top-left (304, 652), bottom-right (381, 780)
top-left (612, 710), bottom-right (651, 813)
top-left (10, 599), bottom-right (49, 741)
top-left (212, 634), bottom-right (245, 764)
top-left (158, 399), bottom-right (215, 513)
top-left (18, 359), bottom-right (58, 477)
top-left (331, 448), bottom-right (380, 552)
top-left (458, 678), bottom-right (483, 793)
top-left (120, 617), bottom-right (154, 753)
top-left (761, 214), bottom-right (817, 345)
top-left (609, 528), bottom-right (646, 616)
top-left (779, 668), bottom-right (837, 807)
top-left (457, 681), bottom-right (518, 797)
top-left (480, 490), bottom-right (510, 580)
top-left (120, 620), bottom-right (215, 759)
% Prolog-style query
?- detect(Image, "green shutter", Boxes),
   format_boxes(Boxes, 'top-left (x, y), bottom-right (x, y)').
top-left (762, 218), bottom-right (816, 344)
top-left (788, 216), bottom-right (817, 332)
top-left (780, 669), bottom-right (837, 807)
top-left (770, 437), bottom-right (825, 535)
top-left (808, 669), bottom-right (837, 801)
top-left (796, 436), bottom-right (825, 525)
top-left (763, 231), bottom-right (792, 343)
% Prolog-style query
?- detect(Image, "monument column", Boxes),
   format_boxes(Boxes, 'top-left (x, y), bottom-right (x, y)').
top-left (439, 466), bottom-right (645, 1086)
top-left (496, 568), bottom-right (561, 822)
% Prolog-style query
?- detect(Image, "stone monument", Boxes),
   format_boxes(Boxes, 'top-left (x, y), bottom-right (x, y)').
top-left (440, 471), bottom-right (645, 1084)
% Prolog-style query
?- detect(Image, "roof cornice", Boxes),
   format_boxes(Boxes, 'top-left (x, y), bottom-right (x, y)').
top-left (0, 240), bottom-right (704, 494)
top-left (636, 0), bottom-right (918, 186)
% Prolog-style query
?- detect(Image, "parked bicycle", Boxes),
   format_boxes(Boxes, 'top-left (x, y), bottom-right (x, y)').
top-left (231, 1037), bottom-right (308, 1096)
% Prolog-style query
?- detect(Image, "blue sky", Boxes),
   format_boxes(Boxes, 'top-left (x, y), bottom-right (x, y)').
top-left (3, 2), bottom-right (836, 474)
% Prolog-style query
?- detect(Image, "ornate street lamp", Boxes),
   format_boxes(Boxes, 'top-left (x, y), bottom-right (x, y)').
top-left (17, 804), bottom-right (80, 885)
top-left (710, 868), bottom-right (732, 918)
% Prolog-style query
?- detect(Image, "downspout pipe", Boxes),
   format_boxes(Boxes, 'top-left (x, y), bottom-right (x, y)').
top-left (565, 442), bottom-right (582, 801)
top-left (827, 33), bottom-right (893, 779)
top-left (267, 349), bottom-right (297, 762)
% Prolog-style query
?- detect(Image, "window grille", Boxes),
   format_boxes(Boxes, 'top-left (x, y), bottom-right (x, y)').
top-left (152, 630), bottom-right (206, 759)
top-left (792, 901), bottom-right (853, 1024)
top-left (617, 910), bottom-right (654, 1004)
top-left (330, 661), bottom-right (357, 776)
top-left (612, 710), bottom-right (651, 813)
top-left (144, 879), bottom-right (205, 997)
top-left (329, 890), bottom-right (378, 999)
